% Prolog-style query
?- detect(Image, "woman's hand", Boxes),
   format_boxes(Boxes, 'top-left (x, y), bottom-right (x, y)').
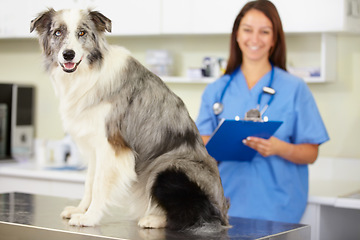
top-left (242, 136), bottom-right (319, 164)
top-left (242, 136), bottom-right (279, 157)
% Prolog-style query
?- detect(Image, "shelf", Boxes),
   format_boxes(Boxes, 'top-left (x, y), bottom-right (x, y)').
top-left (161, 76), bottom-right (216, 84)
top-left (304, 77), bottom-right (326, 83)
top-left (295, 33), bottom-right (337, 83)
top-left (163, 76), bottom-right (329, 85)
top-left (162, 33), bottom-right (337, 84)
top-left (164, 33), bottom-right (336, 84)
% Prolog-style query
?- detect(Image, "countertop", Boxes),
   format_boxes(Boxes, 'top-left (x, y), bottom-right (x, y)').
top-left (308, 179), bottom-right (360, 209)
top-left (307, 157), bottom-right (360, 209)
top-left (1, 157), bottom-right (360, 209)
top-left (0, 161), bottom-right (86, 183)
top-left (0, 192), bottom-right (310, 240)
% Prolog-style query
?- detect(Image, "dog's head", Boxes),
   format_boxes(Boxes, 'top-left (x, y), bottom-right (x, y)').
top-left (30, 9), bottom-right (111, 73)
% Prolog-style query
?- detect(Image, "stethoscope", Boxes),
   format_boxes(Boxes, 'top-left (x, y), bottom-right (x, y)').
top-left (212, 64), bottom-right (276, 120)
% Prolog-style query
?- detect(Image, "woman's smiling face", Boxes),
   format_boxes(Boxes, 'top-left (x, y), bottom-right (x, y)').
top-left (237, 9), bottom-right (274, 64)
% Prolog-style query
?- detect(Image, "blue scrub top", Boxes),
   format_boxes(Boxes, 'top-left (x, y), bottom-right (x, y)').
top-left (196, 66), bottom-right (329, 223)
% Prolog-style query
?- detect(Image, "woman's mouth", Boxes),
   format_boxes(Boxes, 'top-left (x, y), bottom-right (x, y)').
top-left (249, 46), bottom-right (260, 51)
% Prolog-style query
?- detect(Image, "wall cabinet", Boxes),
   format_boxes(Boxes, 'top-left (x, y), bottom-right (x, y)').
top-left (87, 0), bottom-right (161, 35)
top-left (0, 0), bottom-right (80, 38)
top-left (162, 0), bottom-right (360, 34)
top-left (2, 0), bottom-right (356, 83)
top-left (273, 0), bottom-right (360, 33)
top-left (161, 0), bottom-right (245, 34)
top-left (1, 0), bottom-right (359, 38)
top-left (0, 0), bottom-right (161, 38)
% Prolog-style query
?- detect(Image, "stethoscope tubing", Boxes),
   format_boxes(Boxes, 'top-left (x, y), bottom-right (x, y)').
top-left (213, 63), bottom-right (275, 117)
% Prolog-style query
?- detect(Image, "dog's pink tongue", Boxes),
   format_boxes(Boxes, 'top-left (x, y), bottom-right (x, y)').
top-left (64, 62), bottom-right (75, 69)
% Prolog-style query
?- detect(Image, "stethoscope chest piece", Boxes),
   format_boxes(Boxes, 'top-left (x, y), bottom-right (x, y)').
top-left (213, 102), bottom-right (224, 115)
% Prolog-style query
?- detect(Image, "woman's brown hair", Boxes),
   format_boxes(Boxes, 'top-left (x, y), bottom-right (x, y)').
top-left (225, 0), bottom-right (286, 75)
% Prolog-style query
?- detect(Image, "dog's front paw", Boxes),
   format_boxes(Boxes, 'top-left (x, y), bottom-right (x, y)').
top-left (68, 213), bottom-right (99, 227)
top-left (61, 206), bottom-right (86, 219)
top-left (138, 215), bottom-right (167, 229)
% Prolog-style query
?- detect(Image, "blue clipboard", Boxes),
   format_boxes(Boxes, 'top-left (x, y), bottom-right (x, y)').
top-left (206, 119), bottom-right (283, 161)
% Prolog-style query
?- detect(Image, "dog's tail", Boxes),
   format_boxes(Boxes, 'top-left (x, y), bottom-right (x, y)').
top-left (151, 168), bottom-right (229, 233)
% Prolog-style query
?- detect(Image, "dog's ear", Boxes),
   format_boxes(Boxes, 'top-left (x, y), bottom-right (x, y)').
top-left (30, 8), bottom-right (55, 34)
top-left (89, 11), bottom-right (112, 33)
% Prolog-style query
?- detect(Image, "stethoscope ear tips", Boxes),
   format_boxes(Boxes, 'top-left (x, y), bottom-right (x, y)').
top-left (213, 102), bottom-right (224, 115)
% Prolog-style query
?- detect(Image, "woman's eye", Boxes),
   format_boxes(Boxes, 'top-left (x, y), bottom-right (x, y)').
top-left (54, 30), bottom-right (62, 37)
top-left (78, 31), bottom-right (86, 37)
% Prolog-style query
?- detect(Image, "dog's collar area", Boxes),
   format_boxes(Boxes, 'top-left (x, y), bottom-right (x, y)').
top-left (60, 60), bottom-right (82, 73)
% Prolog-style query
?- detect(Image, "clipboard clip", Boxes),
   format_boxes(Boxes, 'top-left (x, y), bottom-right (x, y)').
top-left (244, 109), bottom-right (263, 122)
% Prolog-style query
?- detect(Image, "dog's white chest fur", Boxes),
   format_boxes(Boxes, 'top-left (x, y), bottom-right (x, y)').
top-left (52, 74), bottom-right (109, 140)
top-left (63, 101), bottom-right (111, 140)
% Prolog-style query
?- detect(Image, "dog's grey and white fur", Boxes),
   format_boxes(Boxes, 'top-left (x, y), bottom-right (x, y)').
top-left (30, 8), bottom-right (229, 231)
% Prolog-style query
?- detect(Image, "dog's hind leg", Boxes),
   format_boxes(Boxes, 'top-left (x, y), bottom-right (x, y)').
top-left (151, 168), bottom-right (226, 231)
top-left (68, 145), bottom-right (136, 227)
top-left (138, 215), bottom-right (167, 229)
top-left (138, 201), bottom-right (167, 229)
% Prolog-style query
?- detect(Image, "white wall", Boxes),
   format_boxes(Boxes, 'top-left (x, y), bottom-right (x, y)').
top-left (0, 33), bottom-right (359, 159)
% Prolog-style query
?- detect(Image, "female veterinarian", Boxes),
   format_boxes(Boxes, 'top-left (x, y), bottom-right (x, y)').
top-left (196, 0), bottom-right (329, 223)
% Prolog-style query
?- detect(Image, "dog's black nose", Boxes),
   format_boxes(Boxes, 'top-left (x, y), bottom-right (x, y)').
top-left (63, 50), bottom-right (75, 61)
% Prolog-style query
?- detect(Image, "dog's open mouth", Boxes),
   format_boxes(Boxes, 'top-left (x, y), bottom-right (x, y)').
top-left (60, 60), bottom-right (82, 73)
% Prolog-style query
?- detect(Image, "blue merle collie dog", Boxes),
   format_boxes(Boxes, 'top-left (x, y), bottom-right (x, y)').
top-left (30, 8), bottom-right (229, 232)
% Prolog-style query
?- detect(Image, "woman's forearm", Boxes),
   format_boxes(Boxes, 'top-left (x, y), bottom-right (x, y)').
top-left (203, 134), bottom-right (319, 164)
top-left (243, 136), bottom-right (319, 164)
top-left (275, 139), bottom-right (319, 164)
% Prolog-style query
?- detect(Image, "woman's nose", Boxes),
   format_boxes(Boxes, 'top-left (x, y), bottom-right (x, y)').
top-left (250, 32), bottom-right (260, 43)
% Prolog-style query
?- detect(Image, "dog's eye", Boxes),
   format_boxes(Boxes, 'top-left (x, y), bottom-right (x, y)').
top-left (54, 30), bottom-right (62, 37)
top-left (78, 31), bottom-right (86, 37)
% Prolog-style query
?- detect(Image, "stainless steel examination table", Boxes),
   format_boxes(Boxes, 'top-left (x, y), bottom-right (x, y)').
top-left (0, 192), bottom-right (309, 240)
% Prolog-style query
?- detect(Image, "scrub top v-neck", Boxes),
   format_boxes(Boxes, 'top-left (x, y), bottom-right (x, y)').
top-left (218, 67), bottom-right (273, 122)
top-left (196, 66), bottom-right (329, 223)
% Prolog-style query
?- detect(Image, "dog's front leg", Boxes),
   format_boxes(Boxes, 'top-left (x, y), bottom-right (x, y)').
top-left (68, 145), bottom-right (136, 227)
top-left (61, 143), bottom-right (96, 219)
top-left (68, 165), bottom-right (108, 226)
